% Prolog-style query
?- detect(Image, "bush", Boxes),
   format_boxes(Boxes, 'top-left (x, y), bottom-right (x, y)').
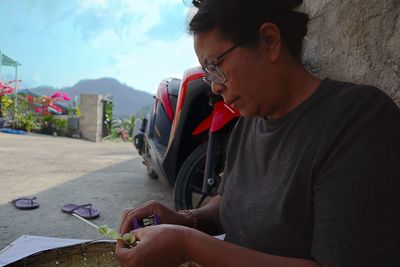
top-left (54, 118), bottom-right (68, 136)
top-left (106, 114), bottom-right (136, 141)
top-left (15, 112), bottom-right (39, 132)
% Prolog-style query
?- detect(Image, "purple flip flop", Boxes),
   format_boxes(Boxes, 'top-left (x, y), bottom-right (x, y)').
top-left (12, 197), bottom-right (40, 210)
top-left (61, 203), bottom-right (100, 219)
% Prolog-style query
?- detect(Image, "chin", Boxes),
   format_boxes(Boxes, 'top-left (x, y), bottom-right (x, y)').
top-left (233, 100), bottom-right (260, 118)
top-left (236, 108), bottom-right (259, 118)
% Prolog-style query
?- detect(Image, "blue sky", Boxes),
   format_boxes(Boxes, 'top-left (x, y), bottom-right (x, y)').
top-left (0, 0), bottom-right (199, 94)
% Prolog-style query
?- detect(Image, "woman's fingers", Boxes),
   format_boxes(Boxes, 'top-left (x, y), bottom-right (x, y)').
top-left (119, 201), bottom-right (161, 234)
top-left (120, 208), bottom-right (135, 233)
top-left (115, 239), bottom-right (136, 267)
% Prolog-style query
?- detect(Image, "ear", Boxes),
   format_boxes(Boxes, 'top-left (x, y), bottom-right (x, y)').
top-left (258, 22), bottom-right (282, 63)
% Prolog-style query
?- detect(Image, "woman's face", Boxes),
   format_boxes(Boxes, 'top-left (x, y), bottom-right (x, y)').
top-left (194, 28), bottom-right (278, 118)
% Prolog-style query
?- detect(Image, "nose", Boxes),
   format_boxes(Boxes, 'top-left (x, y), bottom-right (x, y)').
top-left (211, 82), bottom-right (225, 95)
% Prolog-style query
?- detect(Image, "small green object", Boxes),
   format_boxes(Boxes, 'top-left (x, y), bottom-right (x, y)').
top-left (72, 214), bottom-right (136, 247)
top-left (122, 233), bottom-right (136, 245)
top-left (106, 229), bottom-right (122, 240)
top-left (97, 224), bottom-right (136, 247)
top-left (98, 225), bottom-right (110, 236)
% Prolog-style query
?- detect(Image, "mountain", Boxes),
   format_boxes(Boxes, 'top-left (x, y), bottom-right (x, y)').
top-left (29, 78), bottom-right (154, 119)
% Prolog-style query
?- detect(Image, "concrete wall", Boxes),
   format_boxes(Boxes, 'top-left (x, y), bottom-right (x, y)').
top-left (299, 0), bottom-right (400, 104)
top-left (79, 94), bottom-right (103, 142)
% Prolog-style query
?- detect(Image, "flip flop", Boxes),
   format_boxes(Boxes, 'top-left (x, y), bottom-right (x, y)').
top-left (11, 197), bottom-right (40, 210)
top-left (61, 203), bottom-right (100, 219)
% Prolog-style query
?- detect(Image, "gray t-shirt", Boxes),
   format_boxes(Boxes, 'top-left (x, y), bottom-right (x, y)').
top-left (219, 78), bottom-right (400, 266)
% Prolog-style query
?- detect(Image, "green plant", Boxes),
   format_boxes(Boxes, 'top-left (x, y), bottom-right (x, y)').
top-left (104, 101), bottom-right (113, 132)
top-left (68, 106), bottom-right (81, 117)
top-left (108, 127), bottom-right (119, 140)
top-left (15, 112), bottom-right (38, 132)
top-left (109, 118), bottom-right (133, 141)
top-left (0, 81), bottom-right (16, 117)
top-left (39, 114), bottom-right (56, 134)
top-left (0, 95), bottom-right (14, 117)
top-left (121, 119), bottom-right (132, 134)
top-left (54, 118), bottom-right (68, 135)
top-left (42, 114), bottom-right (55, 124)
top-left (130, 114), bottom-right (136, 135)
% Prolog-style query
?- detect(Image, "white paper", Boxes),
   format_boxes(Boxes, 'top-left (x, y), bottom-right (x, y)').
top-left (0, 235), bottom-right (92, 266)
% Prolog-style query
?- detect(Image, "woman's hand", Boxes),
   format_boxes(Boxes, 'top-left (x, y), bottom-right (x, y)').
top-left (119, 201), bottom-right (191, 235)
top-left (115, 224), bottom-right (189, 267)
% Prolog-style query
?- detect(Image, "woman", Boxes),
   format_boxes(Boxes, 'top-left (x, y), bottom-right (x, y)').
top-left (116, 0), bottom-right (400, 266)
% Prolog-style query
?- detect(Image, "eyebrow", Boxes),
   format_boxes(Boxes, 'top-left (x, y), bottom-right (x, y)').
top-left (203, 44), bottom-right (239, 67)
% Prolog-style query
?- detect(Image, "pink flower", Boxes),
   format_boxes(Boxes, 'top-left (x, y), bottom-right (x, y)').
top-left (62, 93), bottom-right (71, 101)
top-left (51, 92), bottom-right (62, 99)
top-left (0, 82), bottom-right (15, 95)
top-left (35, 107), bottom-right (43, 113)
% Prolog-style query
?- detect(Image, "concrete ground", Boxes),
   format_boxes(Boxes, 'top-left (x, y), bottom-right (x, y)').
top-left (0, 133), bottom-right (173, 250)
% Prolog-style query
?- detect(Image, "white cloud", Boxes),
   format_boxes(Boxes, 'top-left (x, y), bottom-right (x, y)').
top-left (77, 0), bottom-right (109, 12)
top-left (32, 73), bottom-right (43, 84)
top-left (74, 0), bottom-right (170, 43)
top-left (76, 0), bottom-right (199, 92)
top-left (5, 0), bottom-right (198, 93)
top-left (88, 29), bottom-right (121, 49)
top-left (107, 35), bottom-right (199, 93)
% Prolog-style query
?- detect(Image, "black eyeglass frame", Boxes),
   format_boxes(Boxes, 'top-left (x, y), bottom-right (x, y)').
top-left (202, 44), bottom-right (239, 85)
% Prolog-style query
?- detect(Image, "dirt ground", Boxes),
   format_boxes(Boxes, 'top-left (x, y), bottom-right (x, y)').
top-left (0, 133), bottom-right (173, 250)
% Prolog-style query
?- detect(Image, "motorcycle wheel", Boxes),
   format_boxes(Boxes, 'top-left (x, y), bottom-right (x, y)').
top-left (146, 161), bottom-right (158, 179)
top-left (144, 144), bottom-right (158, 179)
top-left (173, 142), bottom-right (224, 210)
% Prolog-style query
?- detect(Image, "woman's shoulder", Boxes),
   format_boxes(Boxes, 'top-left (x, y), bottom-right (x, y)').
top-left (322, 78), bottom-right (396, 105)
top-left (317, 78), bottom-right (399, 116)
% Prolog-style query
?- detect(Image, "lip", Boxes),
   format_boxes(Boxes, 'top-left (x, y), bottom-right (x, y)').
top-left (225, 96), bottom-right (240, 106)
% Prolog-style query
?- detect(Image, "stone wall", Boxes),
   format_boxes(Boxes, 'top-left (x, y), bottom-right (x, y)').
top-left (300, 0), bottom-right (400, 104)
top-left (79, 94), bottom-right (103, 142)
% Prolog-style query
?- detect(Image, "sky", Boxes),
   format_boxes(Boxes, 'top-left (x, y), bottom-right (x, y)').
top-left (0, 0), bottom-right (199, 94)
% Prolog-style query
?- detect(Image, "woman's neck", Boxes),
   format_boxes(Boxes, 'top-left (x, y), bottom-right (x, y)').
top-left (264, 63), bottom-right (321, 120)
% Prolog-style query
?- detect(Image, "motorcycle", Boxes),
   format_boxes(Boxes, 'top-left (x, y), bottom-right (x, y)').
top-left (134, 66), bottom-right (240, 210)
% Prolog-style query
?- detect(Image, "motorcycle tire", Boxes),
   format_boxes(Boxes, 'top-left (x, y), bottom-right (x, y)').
top-left (144, 145), bottom-right (158, 179)
top-left (146, 161), bottom-right (158, 179)
top-left (173, 142), bottom-right (224, 210)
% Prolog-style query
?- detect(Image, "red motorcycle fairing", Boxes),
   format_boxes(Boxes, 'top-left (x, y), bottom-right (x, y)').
top-left (192, 102), bottom-right (240, 135)
top-left (156, 78), bottom-right (178, 123)
top-left (172, 67), bottom-right (204, 137)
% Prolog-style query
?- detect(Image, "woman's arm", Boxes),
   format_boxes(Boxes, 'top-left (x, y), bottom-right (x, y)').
top-left (180, 195), bottom-right (223, 235)
top-left (183, 229), bottom-right (328, 267)
top-left (115, 224), bottom-right (328, 267)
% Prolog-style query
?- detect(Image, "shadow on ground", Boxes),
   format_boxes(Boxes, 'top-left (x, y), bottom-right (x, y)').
top-left (0, 158), bottom-right (173, 249)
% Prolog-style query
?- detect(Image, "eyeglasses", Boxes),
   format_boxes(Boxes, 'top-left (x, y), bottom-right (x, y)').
top-left (202, 44), bottom-right (238, 85)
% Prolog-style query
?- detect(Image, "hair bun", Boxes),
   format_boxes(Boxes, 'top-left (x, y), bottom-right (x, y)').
top-left (279, 0), bottom-right (303, 10)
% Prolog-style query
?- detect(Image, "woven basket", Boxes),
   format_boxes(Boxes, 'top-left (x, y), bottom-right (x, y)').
top-left (7, 241), bottom-right (119, 267)
top-left (6, 241), bottom-right (202, 267)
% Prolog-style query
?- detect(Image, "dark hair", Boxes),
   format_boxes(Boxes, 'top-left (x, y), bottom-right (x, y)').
top-left (189, 0), bottom-right (309, 60)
